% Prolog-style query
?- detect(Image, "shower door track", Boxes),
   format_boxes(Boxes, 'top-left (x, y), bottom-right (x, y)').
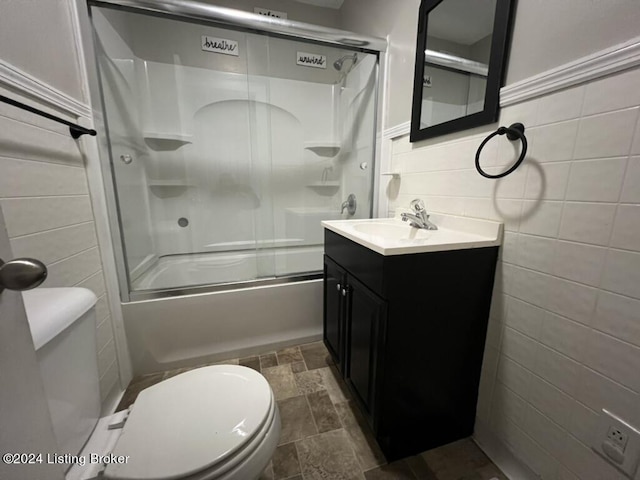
top-left (90, 0), bottom-right (387, 53)
top-left (129, 273), bottom-right (323, 301)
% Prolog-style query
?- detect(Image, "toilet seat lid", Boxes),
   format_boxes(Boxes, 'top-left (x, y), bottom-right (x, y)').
top-left (105, 365), bottom-right (272, 480)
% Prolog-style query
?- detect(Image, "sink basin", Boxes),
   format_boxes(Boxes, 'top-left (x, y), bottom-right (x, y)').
top-left (352, 222), bottom-right (431, 240)
top-left (322, 215), bottom-right (502, 256)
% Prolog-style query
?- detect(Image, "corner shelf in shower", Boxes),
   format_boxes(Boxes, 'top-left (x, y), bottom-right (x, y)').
top-left (381, 172), bottom-right (401, 178)
top-left (148, 180), bottom-right (194, 198)
top-left (306, 181), bottom-right (340, 195)
top-left (304, 141), bottom-right (341, 157)
top-left (143, 132), bottom-right (193, 151)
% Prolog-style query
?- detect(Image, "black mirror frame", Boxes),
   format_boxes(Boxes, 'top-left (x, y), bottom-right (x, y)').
top-left (410, 0), bottom-right (515, 143)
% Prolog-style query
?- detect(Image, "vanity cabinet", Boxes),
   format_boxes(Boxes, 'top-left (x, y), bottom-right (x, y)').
top-left (323, 229), bottom-right (499, 460)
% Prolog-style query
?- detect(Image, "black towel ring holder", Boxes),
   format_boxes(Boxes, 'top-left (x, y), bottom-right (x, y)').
top-left (475, 122), bottom-right (527, 179)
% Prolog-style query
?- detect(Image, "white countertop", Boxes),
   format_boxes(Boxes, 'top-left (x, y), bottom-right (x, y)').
top-left (322, 213), bottom-right (503, 256)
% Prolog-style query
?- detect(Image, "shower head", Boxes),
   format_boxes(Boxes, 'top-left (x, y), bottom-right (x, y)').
top-left (333, 53), bottom-right (358, 71)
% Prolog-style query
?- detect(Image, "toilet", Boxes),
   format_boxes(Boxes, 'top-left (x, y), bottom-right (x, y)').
top-left (22, 287), bottom-right (280, 480)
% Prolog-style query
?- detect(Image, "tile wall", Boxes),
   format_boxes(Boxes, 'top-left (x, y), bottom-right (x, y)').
top-left (0, 89), bottom-right (119, 402)
top-left (388, 66), bottom-right (640, 479)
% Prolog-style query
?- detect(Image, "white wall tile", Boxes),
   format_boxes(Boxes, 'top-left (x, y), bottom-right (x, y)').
top-left (502, 327), bottom-right (538, 370)
top-left (565, 157), bottom-right (627, 202)
top-left (620, 156), bottom-right (640, 203)
top-left (539, 312), bottom-right (589, 362)
top-left (567, 402), bottom-right (599, 446)
top-left (520, 201), bottom-right (563, 237)
top-left (576, 367), bottom-right (640, 426)
top-left (533, 343), bottom-right (581, 396)
top-left (99, 360), bottom-right (119, 403)
top-left (552, 241), bottom-right (607, 287)
top-left (492, 382), bottom-right (528, 427)
top-left (96, 315), bottom-right (114, 352)
top-left (44, 247), bottom-right (101, 288)
top-left (593, 291), bottom-right (640, 347)
top-left (389, 67), bottom-right (640, 479)
top-left (558, 202), bottom-right (616, 246)
top-left (0, 115), bottom-right (84, 167)
top-left (528, 374), bottom-right (575, 429)
top-left (573, 108), bottom-right (639, 160)
top-left (524, 405), bottom-right (568, 456)
top-left (528, 120), bottom-right (579, 163)
top-left (97, 339), bottom-right (116, 378)
top-left (10, 222), bottom-right (97, 265)
top-left (610, 204), bottom-right (640, 250)
top-left (0, 157), bottom-right (88, 197)
top-left (496, 355), bottom-right (531, 399)
top-left (524, 161), bottom-right (571, 201)
top-left (601, 249), bottom-right (640, 299)
top-left (545, 276), bottom-right (598, 325)
top-left (536, 85), bottom-right (584, 126)
top-left (584, 330), bottom-right (640, 392)
top-left (76, 271), bottom-right (106, 298)
top-left (506, 297), bottom-right (544, 339)
top-left (0, 195), bottom-right (93, 237)
top-left (582, 67), bottom-right (640, 116)
top-left (561, 435), bottom-right (627, 480)
top-left (517, 234), bottom-right (556, 274)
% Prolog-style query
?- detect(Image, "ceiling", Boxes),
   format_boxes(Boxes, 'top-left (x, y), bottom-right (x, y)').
top-left (292, 0), bottom-right (345, 9)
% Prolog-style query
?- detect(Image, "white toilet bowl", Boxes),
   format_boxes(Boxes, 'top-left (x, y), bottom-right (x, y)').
top-left (22, 288), bottom-right (280, 480)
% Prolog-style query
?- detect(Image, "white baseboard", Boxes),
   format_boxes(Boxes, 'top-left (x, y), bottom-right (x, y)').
top-left (474, 418), bottom-right (539, 480)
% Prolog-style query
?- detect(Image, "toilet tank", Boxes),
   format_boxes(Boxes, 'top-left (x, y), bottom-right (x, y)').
top-left (22, 288), bottom-right (101, 459)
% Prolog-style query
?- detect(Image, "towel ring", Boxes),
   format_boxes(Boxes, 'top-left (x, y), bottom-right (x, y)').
top-left (475, 123), bottom-right (527, 179)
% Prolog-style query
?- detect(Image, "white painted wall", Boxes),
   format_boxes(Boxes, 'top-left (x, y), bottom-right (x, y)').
top-left (0, 1), bottom-right (123, 403)
top-left (201, 0), bottom-right (341, 27)
top-left (339, 0), bottom-right (421, 129)
top-left (389, 63), bottom-right (640, 480)
top-left (0, 0), bottom-right (86, 102)
top-left (340, 0), bottom-right (640, 128)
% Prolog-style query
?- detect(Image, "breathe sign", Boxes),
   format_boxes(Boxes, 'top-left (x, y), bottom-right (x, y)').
top-left (202, 36), bottom-right (239, 56)
top-left (297, 52), bottom-right (326, 69)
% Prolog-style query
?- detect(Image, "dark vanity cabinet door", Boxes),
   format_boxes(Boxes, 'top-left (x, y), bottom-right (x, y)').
top-left (344, 275), bottom-right (386, 425)
top-left (323, 256), bottom-right (346, 373)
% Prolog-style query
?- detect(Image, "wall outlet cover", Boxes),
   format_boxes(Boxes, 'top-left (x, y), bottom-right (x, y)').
top-left (592, 409), bottom-right (640, 478)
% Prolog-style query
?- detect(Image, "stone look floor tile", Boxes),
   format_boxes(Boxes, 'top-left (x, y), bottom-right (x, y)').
top-left (306, 390), bottom-right (342, 433)
top-left (260, 353), bottom-right (278, 369)
top-left (278, 395), bottom-right (318, 444)
top-left (294, 369), bottom-right (325, 394)
top-left (239, 356), bottom-right (261, 372)
top-left (334, 401), bottom-right (386, 471)
top-left (291, 361), bottom-right (307, 373)
top-left (272, 442), bottom-right (301, 479)
top-left (476, 463), bottom-right (508, 480)
top-left (276, 346), bottom-right (304, 365)
top-left (296, 429), bottom-right (364, 480)
top-left (262, 364), bottom-right (300, 400)
top-left (363, 460), bottom-right (417, 479)
top-left (118, 342), bottom-right (508, 480)
top-left (319, 366), bottom-right (351, 404)
top-left (116, 372), bottom-right (164, 411)
top-left (300, 342), bottom-right (334, 370)
top-left (404, 455), bottom-right (438, 480)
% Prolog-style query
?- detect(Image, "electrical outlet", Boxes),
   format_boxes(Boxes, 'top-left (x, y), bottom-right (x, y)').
top-left (609, 426), bottom-right (630, 449)
top-left (592, 409), bottom-right (640, 478)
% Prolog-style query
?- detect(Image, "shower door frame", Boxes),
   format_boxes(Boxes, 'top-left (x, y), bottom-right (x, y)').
top-left (76, 0), bottom-right (386, 302)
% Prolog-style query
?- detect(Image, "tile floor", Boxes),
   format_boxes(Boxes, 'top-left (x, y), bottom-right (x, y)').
top-left (116, 341), bottom-right (508, 480)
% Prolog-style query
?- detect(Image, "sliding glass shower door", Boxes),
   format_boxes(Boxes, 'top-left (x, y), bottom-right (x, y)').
top-left (90, 4), bottom-right (378, 295)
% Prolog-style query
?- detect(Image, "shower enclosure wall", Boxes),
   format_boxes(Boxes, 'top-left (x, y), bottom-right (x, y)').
top-left (85, 1), bottom-right (383, 373)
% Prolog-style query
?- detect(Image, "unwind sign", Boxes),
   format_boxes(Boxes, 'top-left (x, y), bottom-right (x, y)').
top-left (297, 52), bottom-right (326, 69)
top-left (202, 36), bottom-right (239, 56)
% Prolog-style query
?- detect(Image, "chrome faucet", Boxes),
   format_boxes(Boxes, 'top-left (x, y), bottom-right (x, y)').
top-left (341, 194), bottom-right (357, 215)
top-left (401, 199), bottom-right (438, 230)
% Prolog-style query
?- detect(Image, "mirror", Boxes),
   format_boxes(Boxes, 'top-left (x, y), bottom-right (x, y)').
top-left (410, 0), bottom-right (514, 142)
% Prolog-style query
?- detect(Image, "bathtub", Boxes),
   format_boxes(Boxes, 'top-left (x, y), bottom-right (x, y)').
top-left (123, 246), bottom-right (325, 375)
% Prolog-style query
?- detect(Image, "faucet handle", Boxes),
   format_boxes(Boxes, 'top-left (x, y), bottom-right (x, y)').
top-left (410, 198), bottom-right (426, 213)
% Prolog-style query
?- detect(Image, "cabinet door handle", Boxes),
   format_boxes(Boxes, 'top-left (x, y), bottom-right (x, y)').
top-left (341, 287), bottom-right (347, 297)
top-left (336, 283), bottom-right (341, 291)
